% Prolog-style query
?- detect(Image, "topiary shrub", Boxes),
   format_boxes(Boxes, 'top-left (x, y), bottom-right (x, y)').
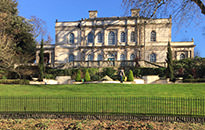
top-left (128, 70), bottom-right (134, 81)
top-left (75, 70), bottom-right (82, 82)
top-left (84, 69), bottom-right (91, 82)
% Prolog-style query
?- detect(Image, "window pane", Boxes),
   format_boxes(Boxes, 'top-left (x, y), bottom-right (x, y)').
top-left (69, 54), bottom-right (74, 62)
top-left (130, 54), bottom-right (135, 60)
top-left (180, 53), bottom-right (185, 60)
top-left (88, 54), bottom-right (93, 61)
top-left (131, 32), bottom-right (136, 42)
top-left (97, 54), bottom-right (103, 61)
top-left (88, 32), bottom-right (94, 43)
top-left (120, 54), bottom-right (125, 61)
top-left (97, 32), bottom-right (103, 43)
top-left (150, 53), bottom-right (156, 62)
top-left (121, 32), bottom-right (126, 42)
top-left (108, 31), bottom-right (115, 45)
top-left (151, 31), bottom-right (156, 42)
top-left (69, 33), bottom-right (74, 44)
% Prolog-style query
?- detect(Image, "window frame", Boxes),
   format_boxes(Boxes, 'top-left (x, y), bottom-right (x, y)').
top-left (131, 31), bottom-right (136, 42)
top-left (151, 31), bottom-right (156, 42)
top-left (150, 53), bottom-right (156, 62)
top-left (97, 32), bottom-right (103, 43)
top-left (108, 31), bottom-right (116, 45)
top-left (68, 33), bottom-right (75, 44)
top-left (120, 32), bottom-right (126, 42)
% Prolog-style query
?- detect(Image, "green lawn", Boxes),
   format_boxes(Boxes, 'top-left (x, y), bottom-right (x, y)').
top-left (0, 83), bottom-right (204, 97)
top-left (0, 83), bottom-right (204, 116)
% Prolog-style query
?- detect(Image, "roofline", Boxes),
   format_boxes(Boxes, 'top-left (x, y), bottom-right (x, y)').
top-left (56, 16), bottom-right (171, 23)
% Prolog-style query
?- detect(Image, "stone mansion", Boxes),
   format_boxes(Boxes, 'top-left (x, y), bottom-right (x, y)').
top-left (36, 9), bottom-right (195, 68)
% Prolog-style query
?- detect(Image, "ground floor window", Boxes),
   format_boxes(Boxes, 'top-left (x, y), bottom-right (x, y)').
top-left (150, 53), bottom-right (156, 62)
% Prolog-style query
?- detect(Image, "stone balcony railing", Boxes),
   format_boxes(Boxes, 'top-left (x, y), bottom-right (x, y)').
top-left (54, 60), bottom-right (166, 69)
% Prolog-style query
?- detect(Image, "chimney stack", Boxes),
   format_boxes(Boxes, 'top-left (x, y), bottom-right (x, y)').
top-left (89, 10), bottom-right (98, 18)
top-left (131, 9), bottom-right (140, 17)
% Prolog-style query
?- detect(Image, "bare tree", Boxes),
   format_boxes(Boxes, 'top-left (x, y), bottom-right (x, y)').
top-left (122, 0), bottom-right (205, 24)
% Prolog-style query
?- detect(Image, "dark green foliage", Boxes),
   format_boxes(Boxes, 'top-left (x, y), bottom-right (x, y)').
top-left (183, 78), bottom-right (205, 83)
top-left (128, 70), bottom-right (134, 81)
top-left (84, 69), bottom-right (91, 82)
top-left (0, 79), bottom-right (29, 84)
top-left (102, 67), bottom-right (117, 78)
top-left (166, 42), bottom-right (174, 81)
top-left (38, 39), bottom-right (44, 81)
top-left (0, 0), bottom-right (18, 15)
top-left (75, 70), bottom-right (82, 82)
top-left (173, 57), bottom-right (205, 79)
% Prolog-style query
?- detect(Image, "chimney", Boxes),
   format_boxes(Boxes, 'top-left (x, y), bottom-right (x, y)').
top-left (89, 10), bottom-right (98, 18)
top-left (131, 9), bottom-right (140, 17)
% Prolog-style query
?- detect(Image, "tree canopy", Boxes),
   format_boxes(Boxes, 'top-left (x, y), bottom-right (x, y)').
top-left (0, 0), bottom-right (36, 77)
top-left (122, 0), bottom-right (205, 23)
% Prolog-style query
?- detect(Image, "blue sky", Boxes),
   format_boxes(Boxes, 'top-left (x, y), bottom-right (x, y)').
top-left (18, 0), bottom-right (205, 57)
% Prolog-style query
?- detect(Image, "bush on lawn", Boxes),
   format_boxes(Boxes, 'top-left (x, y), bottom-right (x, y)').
top-left (75, 70), bottom-right (82, 82)
top-left (128, 70), bottom-right (134, 81)
top-left (84, 69), bottom-right (91, 82)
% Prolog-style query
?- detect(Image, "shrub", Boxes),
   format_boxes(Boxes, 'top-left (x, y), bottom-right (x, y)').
top-left (44, 74), bottom-right (55, 79)
top-left (75, 70), bottom-right (82, 82)
top-left (102, 68), bottom-right (116, 78)
top-left (0, 79), bottom-right (29, 85)
top-left (128, 70), bottom-right (134, 81)
top-left (183, 78), bottom-right (205, 83)
top-left (84, 69), bottom-right (91, 82)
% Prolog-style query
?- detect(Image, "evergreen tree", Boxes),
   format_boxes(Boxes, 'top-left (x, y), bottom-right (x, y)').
top-left (128, 70), bottom-right (134, 81)
top-left (84, 69), bottom-right (91, 82)
top-left (75, 69), bottom-right (82, 82)
top-left (166, 42), bottom-right (174, 81)
top-left (38, 39), bottom-right (44, 81)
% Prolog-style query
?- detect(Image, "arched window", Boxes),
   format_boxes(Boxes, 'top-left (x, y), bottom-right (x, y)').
top-left (69, 54), bottom-right (74, 62)
top-left (130, 54), bottom-right (135, 60)
top-left (180, 53), bottom-right (185, 60)
top-left (150, 53), bottom-right (156, 62)
top-left (131, 31), bottom-right (136, 42)
top-left (120, 32), bottom-right (126, 42)
top-left (69, 33), bottom-right (74, 44)
top-left (87, 54), bottom-right (93, 61)
top-left (120, 54), bottom-right (126, 61)
top-left (88, 32), bottom-right (94, 43)
top-left (151, 31), bottom-right (156, 42)
top-left (97, 54), bottom-right (103, 61)
top-left (97, 32), bottom-right (103, 43)
top-left (108, 31), bottom-right (116, 45)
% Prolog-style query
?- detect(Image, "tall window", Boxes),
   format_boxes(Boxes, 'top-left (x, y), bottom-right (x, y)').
top-left (120, 32), bottom-right (126, 42)
top-left (69, 33), bottom-right (74, 44)
top-left (131, 31), bottom-right (136, 42)
top-left (120, 54), bottom-right (126, 61)
top-left (108, 31), bottom-right (116, 45)
top-left (97, 32), bottom-right (103, 43)
top-left (130, 54), bottom-right (135, 60)
top-left (97, 54), bottom-right (103, 61)
top-left (88, 32), bottom-right (94, 43)
top-left (69, 54), bottom-right (74, 62)
top-left (180, 53), bottom-right (185, 60)
top-left (151, 31), bottom-right (156, 42)
top-left (150, 53), bottom-right (156, 62)
top-left (87, 54), bottom-right (93, 61)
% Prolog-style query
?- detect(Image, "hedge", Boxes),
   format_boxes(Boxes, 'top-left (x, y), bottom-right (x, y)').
top-left (183, 78), bottom-right (205, 83)
top-left (0, 79), bottom-right (30, 85)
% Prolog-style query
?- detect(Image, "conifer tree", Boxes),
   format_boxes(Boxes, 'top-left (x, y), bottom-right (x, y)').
top-left (84, 69), bottom-right (91, 82)
top-left (166, 42), bottom-right (174, 81)
top-left (38, 39), bottom-right (44, 81)
top-left (128, 70), bottom-right (134, 81)
top-left (75, 69), bottom-right (82, 82)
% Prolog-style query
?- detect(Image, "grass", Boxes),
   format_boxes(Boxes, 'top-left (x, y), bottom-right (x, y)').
top-left (0, 83), bottom-right (204, 97)
top-left (0, 83), bottom-right (204, 116)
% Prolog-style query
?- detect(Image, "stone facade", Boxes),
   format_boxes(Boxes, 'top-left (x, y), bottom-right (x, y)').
top-left (36, 9), bottom-right (195, 68)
